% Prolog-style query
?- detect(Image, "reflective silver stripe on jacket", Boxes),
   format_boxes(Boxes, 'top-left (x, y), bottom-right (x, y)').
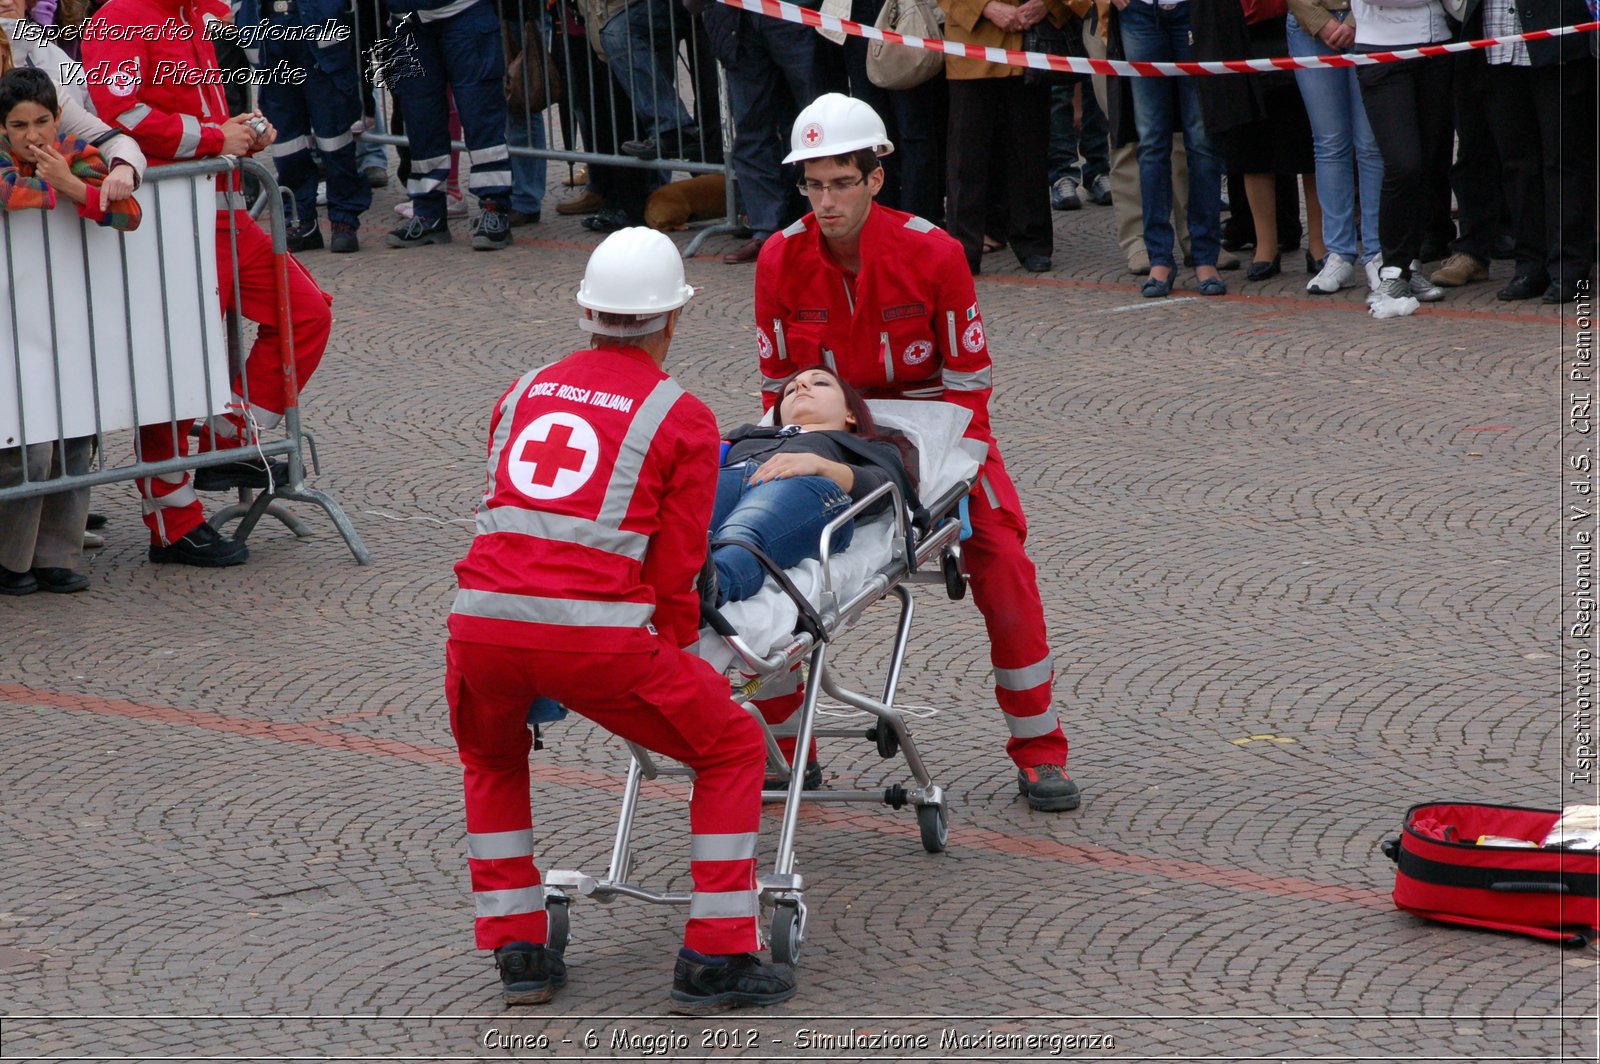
top-left (216, 190), bottom-right (248, 211)
top-left (781, 218), bottom-right (806, 238)
top-left (995, 656), bottom-right (1052, 692)
top-left (772, 319), bottom-right (789, 362)
top-left (690, 832), bottom-right (758, 864)
top-left (476, 506), bottom-right (647, 561)
top-left (688, 889), bottom-right (759, 920)
top-left (175, 114), bottom-right (204, 158)
top-left (945, 311), bottom-right (958, 363)
top-left (595, 378), bottom-right (684, 526)
top-left (902, 385), bottom-right (943, 399)
top-left (473, 885), bottom-right (548, 918)
top-left (903, 215), bottom-right (935, 233)
top-left (118, 103), bottom-right (153, 129)
top-left (942, 367), bottom-right (991, 392)
top-left (880, 331), bottom-right (893, 383)
top-left (452, 589), bottom-right (653, 629)
top-left (1003, 706), bottom-right (1060, 740)
top-left (467, 828), bottom-right (536, 861)
top-left (482, 367), bottom-right (545, 504)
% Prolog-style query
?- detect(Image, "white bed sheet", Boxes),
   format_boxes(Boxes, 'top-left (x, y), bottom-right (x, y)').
top-left (694, 400), bottom-right (985, 669)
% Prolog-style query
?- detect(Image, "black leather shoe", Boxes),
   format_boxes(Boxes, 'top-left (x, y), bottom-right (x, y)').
top-left (148, 521), bottom-right (249, 567)
top-left (286, 222), bottom-right (323, 253)
top-left (722, 237), bottom-right (765, 265)
top-left (86, 512), bottom-right (108, 530)
top-left (1497, 273), bottom-right (1549, 301)
top-left (670, 950), bottom-right (797, 1015)
top-left (1021, 255), bottom-right (1051, 273)
top-left (1, 564), bottom-right (37, 595)
top-left (1544, 279), bottom-right (1584, 304)
top-left (582, 207), bottom-right (632, 234)
top-left (763, 760), bottom-right (823, 793)
top-left (1245, 255), bottom-right (1281, 281)
top-left (32, 567), bottom-right (88, 593)
top-left (193, 456), bottom-right (288, 492)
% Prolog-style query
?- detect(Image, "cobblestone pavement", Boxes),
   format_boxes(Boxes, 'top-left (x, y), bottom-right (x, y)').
top-left (1, 163), bottom-right (1595, 1063)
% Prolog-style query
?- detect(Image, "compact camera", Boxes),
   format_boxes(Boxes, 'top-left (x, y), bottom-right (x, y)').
top-left (244, 115), bottom-right (270, 138)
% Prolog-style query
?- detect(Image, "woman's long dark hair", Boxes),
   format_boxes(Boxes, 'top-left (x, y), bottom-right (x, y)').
top-left (772, 366), bottom-right (919, 491)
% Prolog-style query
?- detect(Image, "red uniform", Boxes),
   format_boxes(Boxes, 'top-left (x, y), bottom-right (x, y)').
top-left (753, 203), bottom-right (1068, 772)
top-left (83, 0), bottom-right (333, 545)
top-left (447, 347), bottom-right (766, 955)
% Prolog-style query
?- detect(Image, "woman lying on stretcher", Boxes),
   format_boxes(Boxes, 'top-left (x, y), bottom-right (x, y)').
top-left (706, 367), bottom-right (919, 606)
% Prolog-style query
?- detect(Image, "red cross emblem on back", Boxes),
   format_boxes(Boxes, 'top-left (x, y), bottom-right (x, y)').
top-left (507, 412), bottom-right (601, 501)
top-left (802, 123), bottom-right (822, 146)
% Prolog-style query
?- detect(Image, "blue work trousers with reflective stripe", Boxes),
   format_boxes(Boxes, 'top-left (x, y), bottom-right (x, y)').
top-left (391, 0), bottom-right (512, 217)
top-left (260, 39), bottom-right (372, 229)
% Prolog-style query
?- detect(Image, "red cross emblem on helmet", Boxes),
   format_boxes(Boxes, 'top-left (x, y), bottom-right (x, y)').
top-left (801, 123), bottom-right (823, 146)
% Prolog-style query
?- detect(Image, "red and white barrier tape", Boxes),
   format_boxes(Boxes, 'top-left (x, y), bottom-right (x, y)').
top-left (714, 0), bottom-right (1600, 76)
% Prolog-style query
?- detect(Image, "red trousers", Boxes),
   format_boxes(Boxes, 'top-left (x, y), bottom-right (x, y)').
top-left (446, 635), bottom-right (766, 955)
top-left (755, 449), bottom-right (1067, 772)
top-left (135, 210), bottom-right (333, 545)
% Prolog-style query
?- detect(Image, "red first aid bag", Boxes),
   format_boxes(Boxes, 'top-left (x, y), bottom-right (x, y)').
top-left (1384, 802), bottom-right (1600, 945)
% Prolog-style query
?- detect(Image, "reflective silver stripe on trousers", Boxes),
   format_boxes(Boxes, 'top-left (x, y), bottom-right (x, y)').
top-left (314, 131), bottom-right (354, 153)
top-left (942, 366), bottom-right (992, 392)
top-left (470, 144), bottom-right (511, 164)
top-left (119, 103), bottom-right (153, 129)
top-left (412, 154), bottom-right (452, 174)
top-left (175, 114), bottom-right (204, 158)
top-left (688, 890), bottom-right (759, 920)
top-left (270, 134), bottom-right (310, 158)
top-left (482, 368), bottom-right (544, 503)
top-left (959, 437), bottom-right (990, 467)
top-left (995, 656), bottom-right (1053, 692)
top-left (140, 471), bottom-right (198, 513)
top-left (1003, 706), bottom-right (1060, 740)
top-left (468, 169), bottom-right (513, 188)
top-left (467, 828), bottom-right (536, 861)
top-left (476, 506), bottom-right (647, 562)
top-left (690, 832), bottom-right (758, 864)
top-left (596, 378), bottom-right (685, 526)
top-left (474, 885), bottom-right (548, 918)
top-left (452, 589), bottom-right (654, 629)
top-left (407, 176), bottom-right (446, 196)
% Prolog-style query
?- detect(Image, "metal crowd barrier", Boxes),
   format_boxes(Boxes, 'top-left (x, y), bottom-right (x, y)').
top-left (351, 0), bottom-right (740, 256)
top-left (0, 156), bottom-right (372, 566)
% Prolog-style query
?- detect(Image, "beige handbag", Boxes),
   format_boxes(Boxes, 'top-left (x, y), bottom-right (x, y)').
top-left (866, 0), bottom-right (945, 90)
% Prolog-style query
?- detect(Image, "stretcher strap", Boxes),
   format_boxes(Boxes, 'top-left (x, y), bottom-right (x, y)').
top-left (707, 538), bottom-right (829, 643)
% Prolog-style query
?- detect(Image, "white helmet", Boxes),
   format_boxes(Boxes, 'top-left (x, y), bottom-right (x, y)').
top-left (575, 228), bottom-right (696, 333)
top-left (783, 93), bottom-right (895, 165)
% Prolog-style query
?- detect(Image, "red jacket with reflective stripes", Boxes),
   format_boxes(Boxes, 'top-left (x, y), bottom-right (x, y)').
top-left (753, 203), bottom-right (995, 445)
top-left (82, 0), bottom-right (233, 167)
top-left (449, 347), bottom-right (720, 653)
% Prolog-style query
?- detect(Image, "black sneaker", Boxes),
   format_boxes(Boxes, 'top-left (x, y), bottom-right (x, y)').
top-left (494, 942), bottom-right (567, 1005)
top-left (581, 207), bottom-right (631, 234)
top-left (622, 125), bottom-right (705, 162)
top-left (31, 567), bottom-right (89, 593)
top-left (148, 521), bottom-right (249, 567)
top-left (386, 213), bottom-right (451, 248)
top-left (472, 207), bottom-right (512, 251)
top-left (193, 456), bottom-right (288, 492)
top-left (286, 220), bottom-right (324, 253)
top-left (763, 760), bottom-right (822, 792)
top-left (330, 222), bottom-right (360, 254)
top-left (1017, 764), bottom-right (1081, 812)
top-left (669, 950), bottom-right (796, 1015)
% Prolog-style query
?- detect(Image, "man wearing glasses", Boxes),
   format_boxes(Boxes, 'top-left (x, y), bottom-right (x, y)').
top-left (750, 93), bottom-right (1081, 813)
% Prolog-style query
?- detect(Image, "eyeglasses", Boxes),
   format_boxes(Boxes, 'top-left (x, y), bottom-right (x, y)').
top-left (796, 176), bottom-right (867, 197)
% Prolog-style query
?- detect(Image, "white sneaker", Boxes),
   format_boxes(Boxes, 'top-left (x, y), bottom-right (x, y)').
top-left (1050, 176), bottom-right (1082, 211)
top-left (1408, 259), bottom-right (1445, 302)
top-left (1377, 265), bottom-right (1411, 301)
top-left (392, 190), bottom-right (468, 221)
top-left (1306, 252), bottom-right (1356, 294)
top-left (1364, 257), bottom-right (1382, 293)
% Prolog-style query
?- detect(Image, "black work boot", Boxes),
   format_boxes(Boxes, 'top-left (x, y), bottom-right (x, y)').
top-left (1017, 764), bottom-right (1081, 812)
top-left (494, 942), bottom-right (567, 1006)
top-left (669, 949), bottom-right (796, 1015)
top-left (148, 521), bottom-right (249, 567)
top-left (386, 212), bottom-right (451, 248)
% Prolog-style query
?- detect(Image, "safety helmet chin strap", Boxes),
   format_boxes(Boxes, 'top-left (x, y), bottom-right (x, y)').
top-left (579, 312), bottom-right (670, 338)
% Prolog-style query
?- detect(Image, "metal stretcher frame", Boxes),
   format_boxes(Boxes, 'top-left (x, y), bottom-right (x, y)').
top-left (542, 471), bottom-right (978, 966)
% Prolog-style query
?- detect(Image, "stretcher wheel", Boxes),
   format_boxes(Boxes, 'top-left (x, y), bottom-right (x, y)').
top-left (770, 902), bottom-right (803, 966)
top-left (917, 803), bottom-right (948, 854)
top-left (942, 555), bottom-right (966, 601)
top-left (867, 723), bottom-right (900, 759)
top-left (545, 896), bottom-right (571, 955)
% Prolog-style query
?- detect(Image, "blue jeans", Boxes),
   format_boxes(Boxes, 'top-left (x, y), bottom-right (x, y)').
top-left (1117, 0), bottom-right (1221, 269)
top-left (1048, 74), bottom-right (1109, 187)
top-left (1286, 14), bottom-right (1382, 264)
top-left (710, 463), bottom-right (854, 604)
top-left (505, 18), bottom-right (550, 216)
top-left (721, 9), bottom-right (818, 237)
top-left (599, 0), bottom-right (696, 138)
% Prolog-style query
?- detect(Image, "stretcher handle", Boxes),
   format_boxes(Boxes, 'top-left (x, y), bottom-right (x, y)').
top-left (914, 477), bottom-right (976, 538)
top-left (818, 480), bottom-right (908, 594)
top-left (1491, 881), bottom-right (1569, 894)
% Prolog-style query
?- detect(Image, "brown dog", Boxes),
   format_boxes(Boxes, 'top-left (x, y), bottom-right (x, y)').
top-left (643, 174), bottom-right (728, 232)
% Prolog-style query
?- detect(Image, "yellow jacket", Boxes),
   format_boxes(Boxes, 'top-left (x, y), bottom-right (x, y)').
top-left (939, 0), bottom-right (1071, 78)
